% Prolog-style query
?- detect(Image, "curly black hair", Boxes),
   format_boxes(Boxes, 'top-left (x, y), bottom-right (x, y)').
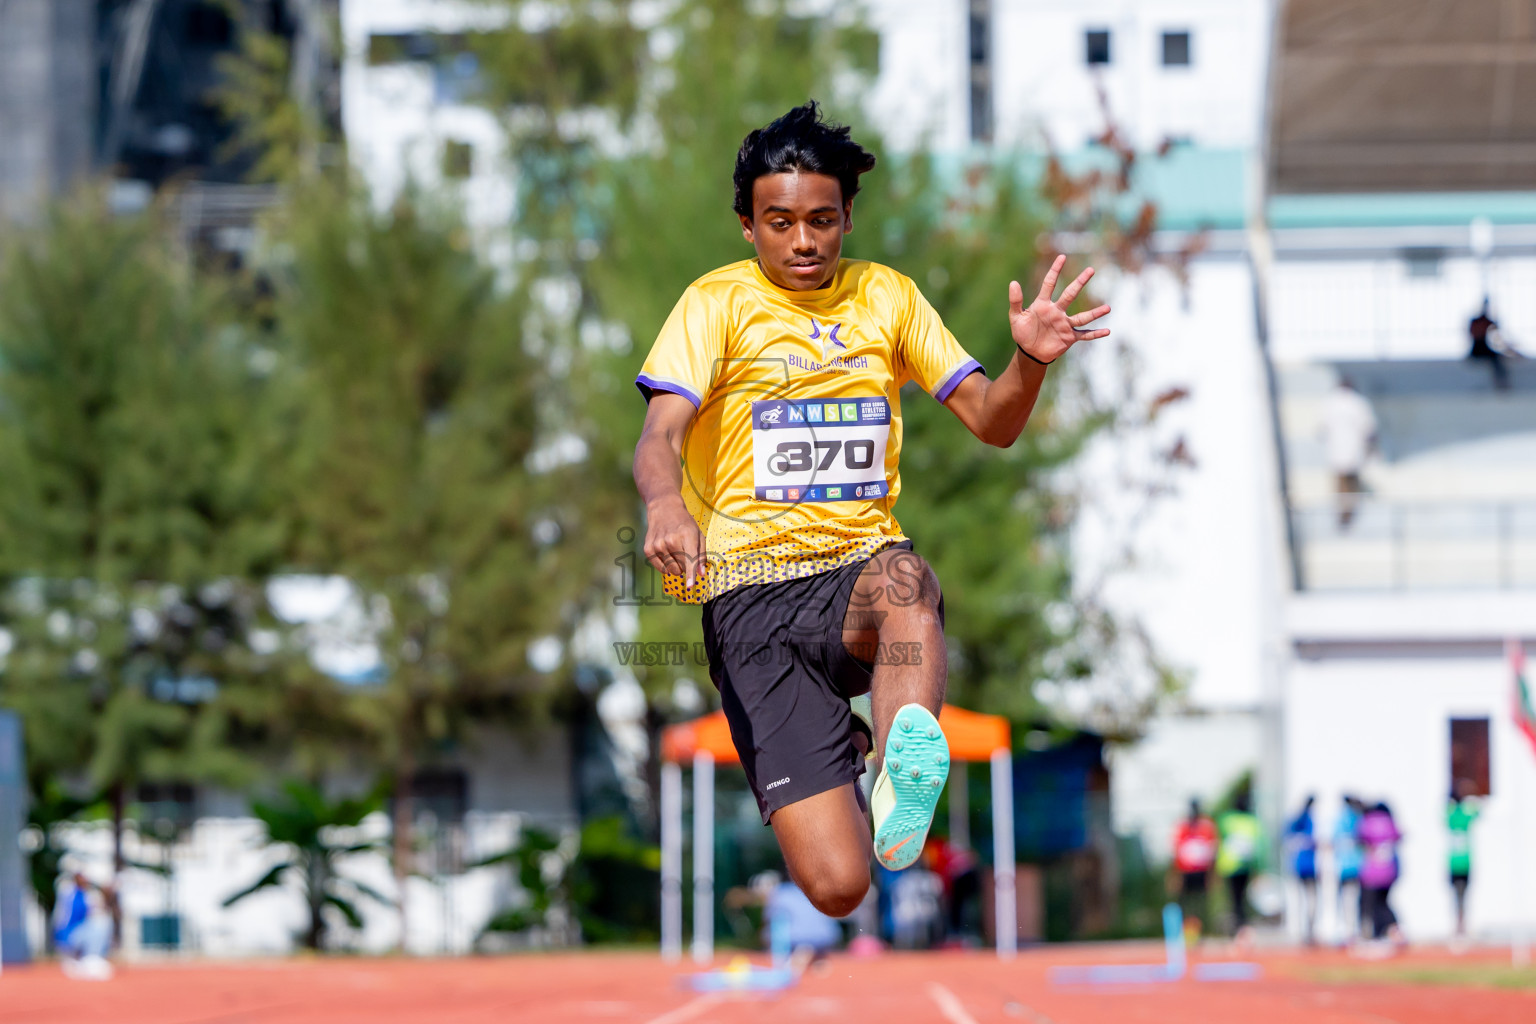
top-left (732, 101), bottom-right (877, 217)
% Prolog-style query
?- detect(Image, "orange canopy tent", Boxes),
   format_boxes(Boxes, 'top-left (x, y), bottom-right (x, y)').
top-left (658, 704), bottom-right (1018, 961)
top-left (662, 704), bottom-right (1010, 765)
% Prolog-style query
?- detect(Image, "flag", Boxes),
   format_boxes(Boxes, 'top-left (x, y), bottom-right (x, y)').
top-left (1512, 638), bottom-right (1536, 759)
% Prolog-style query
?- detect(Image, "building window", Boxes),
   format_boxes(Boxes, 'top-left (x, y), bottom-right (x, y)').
top-left (1402, 246), bottom-right (1445, 278)
top-left (1449, 718), bottom-right (1491, 796)
top-left (184, 5), bottom-right (233, 46)
top-left (411, 767), bottom-right (469, 824)
top-left (367, 32), bottom-right (439, 65)
top-left (137, 781), bottom-right (197, 831)
top-left (969, 0), bottom-right (992, 142)
top-left (1162, 30), bottom-right (1191, 66)
top-left (1085, 29), bottom-right (1111, 66)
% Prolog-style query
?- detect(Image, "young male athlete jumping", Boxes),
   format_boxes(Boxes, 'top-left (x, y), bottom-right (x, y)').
top-left (633, 102), bottom-right (1110, 917)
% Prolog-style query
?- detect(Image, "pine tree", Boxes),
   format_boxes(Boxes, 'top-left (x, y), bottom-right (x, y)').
top-left (214, 8), bottom-right (623, 944)
top-left (0, 193), bottom-right (307, 910)
top-left (269, 180), bottom-right (580, 944)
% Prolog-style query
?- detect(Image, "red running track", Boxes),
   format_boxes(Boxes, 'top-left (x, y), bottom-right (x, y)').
top-left (1, 946), bottom-right (1533, 1023)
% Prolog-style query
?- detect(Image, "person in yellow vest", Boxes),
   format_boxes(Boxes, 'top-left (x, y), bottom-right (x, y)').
top-left (1217, 791), bottom-right (1263, 941)
top-left (633, 101), bottom-right (1110, 917)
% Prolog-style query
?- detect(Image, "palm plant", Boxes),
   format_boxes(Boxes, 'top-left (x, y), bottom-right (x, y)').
top-left (223, 779), bottom-right (390, 950)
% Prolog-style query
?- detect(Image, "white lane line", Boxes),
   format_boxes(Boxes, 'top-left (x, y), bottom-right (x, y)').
top-left (641, 992), bottom-right (724, 1024)
top-left (927, 982), bottom-right (982, 1024)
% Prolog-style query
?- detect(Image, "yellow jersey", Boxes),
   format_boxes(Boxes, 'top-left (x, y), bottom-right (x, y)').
top-left (637, 258), bottom-right (980, 603)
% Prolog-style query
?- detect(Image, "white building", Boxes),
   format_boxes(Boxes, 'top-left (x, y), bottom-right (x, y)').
top-left (339, 0), bottom-right (517, 251)
top-left (871, 0), bottom-right (1536, 947)
top-left (866, 0), bottom-right (1270, 153)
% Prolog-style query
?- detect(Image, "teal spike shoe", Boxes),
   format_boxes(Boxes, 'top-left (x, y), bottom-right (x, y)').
top-left (870, 703), bottom-right (949, 871)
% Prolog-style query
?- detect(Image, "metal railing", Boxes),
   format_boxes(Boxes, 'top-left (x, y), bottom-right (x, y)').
top-left (1291, 499), bottom-right (1536, 591)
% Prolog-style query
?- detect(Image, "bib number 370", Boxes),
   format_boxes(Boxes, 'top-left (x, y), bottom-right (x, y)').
top-left (751, 396), bottom-right (891, 503)
top-left (768, 438), bottom-right (877, 474)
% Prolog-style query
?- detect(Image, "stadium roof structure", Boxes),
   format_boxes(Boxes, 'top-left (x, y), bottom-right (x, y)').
top-left (1268, 0), bottom-right (1536, 194)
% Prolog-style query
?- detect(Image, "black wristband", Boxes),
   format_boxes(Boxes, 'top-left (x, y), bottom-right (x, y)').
top-left (1016, 344), bottom-right (1054, 367)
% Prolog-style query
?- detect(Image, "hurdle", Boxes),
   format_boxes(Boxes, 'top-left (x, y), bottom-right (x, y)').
top-left (1049, 904), bottom-right (1262, 986)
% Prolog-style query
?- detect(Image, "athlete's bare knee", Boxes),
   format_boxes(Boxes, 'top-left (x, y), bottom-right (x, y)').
top-left (800, 863), bottom-right (869, 918)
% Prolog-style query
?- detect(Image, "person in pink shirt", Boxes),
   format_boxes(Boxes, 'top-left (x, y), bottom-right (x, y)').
top-left (1357, 802), bottom-right (1404, 946)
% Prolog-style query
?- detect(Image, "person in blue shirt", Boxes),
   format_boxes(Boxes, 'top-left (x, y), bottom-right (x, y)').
top-left (54, 871), bottom-right (113, 978)
top-left (53, 873), bottom-right (91, 953)
top-left (1332, 795), bottom-right (1365, 945)
top-left (1284, 795), bottom-right (1320, 946)
top-left (766, 877), bottom-right (842, 964)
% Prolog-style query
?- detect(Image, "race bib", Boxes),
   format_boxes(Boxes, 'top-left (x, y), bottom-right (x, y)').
top-left (1178, 837), bottom-right (1215, 868)
top-left (751, 397), bottom-right (891, 503)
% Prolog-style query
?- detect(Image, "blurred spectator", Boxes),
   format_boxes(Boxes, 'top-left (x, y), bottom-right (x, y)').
top-left (1284, 795), bottom-right (1320, 945)
top-left (1448, 780), bottom-right (1483, 944)
top-left (54, 872), bottom-right (113, 980)
top-left (765, 875), bottom-right (841, 964)
top-left (1217, 791), bottom-right (1263, 940)
top-left (879, 861), bottom-right (944, 949)
top-left (1321, 378), bottom-right (1377, 529)
top-left (1358, 801), bottom-right (1405, 949)
top-left (1467, 300), bottom-right (1509, 390)
top-left (926, 836), bottom-right (981, 943)
top-left (1171, 798), bottom-right (1218, 941)
top-left (1333, 795), bottom-right (1365, 944)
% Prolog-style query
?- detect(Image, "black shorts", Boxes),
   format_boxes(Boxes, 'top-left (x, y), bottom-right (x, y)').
top-left (702, 540), bottom-right (938, 824)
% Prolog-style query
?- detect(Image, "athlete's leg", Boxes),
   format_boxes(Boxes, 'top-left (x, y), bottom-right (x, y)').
top-left (770, 785), bottom-right (872, 917)
top-left (1229, 872), bottom-right (1251, 935)
top-left (842, 546), bottom-right (947, 767)
top-left (1452, 874), bottom-right (1469, 936)
top-left (1302, 876), bottom-right (1318, 945)
top-left (842, 547), bottom-right (949, 869)
top-left (749, 546), bottom-right (950, 911)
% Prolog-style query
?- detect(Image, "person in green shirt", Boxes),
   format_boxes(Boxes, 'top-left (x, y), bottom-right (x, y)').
top-left (1217, 791), bottom-right (1264, 940)
top-left (1448, 780), bottom-right (1483, 940)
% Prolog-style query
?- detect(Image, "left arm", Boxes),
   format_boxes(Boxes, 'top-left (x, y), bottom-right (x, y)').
top-left (943, 255), bottom-right (1111, 447)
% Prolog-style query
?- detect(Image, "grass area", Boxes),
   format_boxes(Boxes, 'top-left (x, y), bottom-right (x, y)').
top-left (1304, 961), bottom-right (1536, 991)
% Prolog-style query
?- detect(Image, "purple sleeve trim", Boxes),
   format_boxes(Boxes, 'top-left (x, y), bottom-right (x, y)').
top-left (635, 373), bottom-right (702, 409)
top-left (933, 359), bottom-right (983, 403)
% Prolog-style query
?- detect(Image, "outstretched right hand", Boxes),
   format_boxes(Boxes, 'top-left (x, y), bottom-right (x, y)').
top-left (643, 496), bottom-right (704, 590)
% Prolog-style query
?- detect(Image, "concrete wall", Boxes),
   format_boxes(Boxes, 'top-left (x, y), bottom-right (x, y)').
top-left (1070, 257), bottom-right (1284, 714)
